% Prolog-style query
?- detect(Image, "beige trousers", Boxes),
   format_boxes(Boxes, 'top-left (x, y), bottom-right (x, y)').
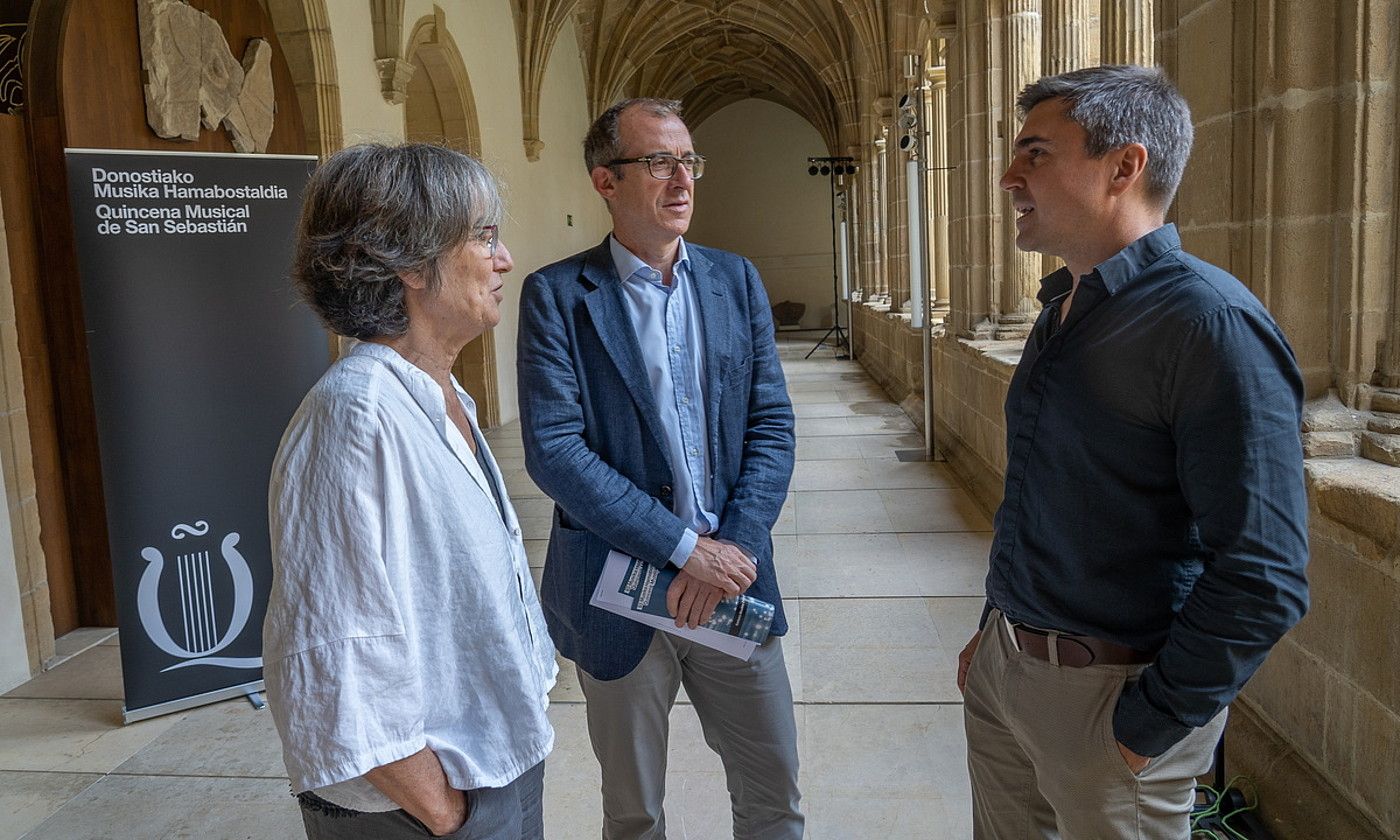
top-left (964, 610), bottom-right (1226, 840)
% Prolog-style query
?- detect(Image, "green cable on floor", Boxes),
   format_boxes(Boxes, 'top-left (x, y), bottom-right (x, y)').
top-left (1191, 775), bottom-right (1262, 840)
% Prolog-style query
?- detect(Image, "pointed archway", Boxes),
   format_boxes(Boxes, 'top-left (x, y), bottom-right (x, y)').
top-left (403, 9), bottom-right (499, 427)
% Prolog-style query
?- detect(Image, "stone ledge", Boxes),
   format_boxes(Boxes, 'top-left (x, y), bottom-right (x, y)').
top-left (1306, 458), bottom-right (1400, 563)
top-left (947, 334), bottom-right (1026, 370)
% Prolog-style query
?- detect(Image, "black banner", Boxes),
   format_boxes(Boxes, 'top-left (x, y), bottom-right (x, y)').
top-left (64, 149), bottom-right (324, 721)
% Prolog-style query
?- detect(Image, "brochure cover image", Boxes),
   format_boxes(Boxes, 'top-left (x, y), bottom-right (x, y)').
top-left (618, 557), bottom-right (775, 643)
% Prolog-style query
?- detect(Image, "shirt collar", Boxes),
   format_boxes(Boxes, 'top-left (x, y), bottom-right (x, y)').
top-left (608, 234), bottom-right (690, 288)
top-left (1035, 223), bottom-right (1182, 305)
top-left (348, 340), bottom-right (478, 418)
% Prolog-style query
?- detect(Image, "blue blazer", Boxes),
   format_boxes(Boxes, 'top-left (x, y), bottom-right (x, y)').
top-left (517, 237), bottom-right (795, 680)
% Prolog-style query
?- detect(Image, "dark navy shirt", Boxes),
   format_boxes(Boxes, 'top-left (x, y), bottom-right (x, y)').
top-left (984, 224), bottom-right (1310, 757)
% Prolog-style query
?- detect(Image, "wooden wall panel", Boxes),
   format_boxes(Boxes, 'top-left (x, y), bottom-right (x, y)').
top-left (23, 0), bottom-right (306, 626)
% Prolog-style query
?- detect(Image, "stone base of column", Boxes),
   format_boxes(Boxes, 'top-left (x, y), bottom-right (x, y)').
top-left (960, 317), bottom-right (996, 341)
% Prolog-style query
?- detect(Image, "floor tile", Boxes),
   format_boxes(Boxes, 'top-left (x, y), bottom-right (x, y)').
top-left (791, 459), bottom-right (959, 492)
top-left (525, 538), bottom-right (548, 569)
top-left (0, 699), bottom-right (185, 773)
top-left (793, 490), bottom-right (893, 533)
top-left (0, 771), bottom-right (102, 840)
top-left (801, 703), bottom-right (970, 800)
top-left (21, 774), bottom-right (302, 840)
top-left (50, 628), bottom-right (118, 664)
top-left (880, 488), bottom-right (993, 533)
top-left (799, 597), bottom-right (983, 703)
top-left (783, 532), bottom-right (990, 598)
top-left (114, 697), bottom-right (285, 778)
top-left (4, 645), bottom-right (123, 701)
top-left (796, 414), bottom-right (916, 438)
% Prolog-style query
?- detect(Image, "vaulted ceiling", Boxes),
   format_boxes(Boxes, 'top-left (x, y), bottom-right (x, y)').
top-left (513, 0), bottom-right (947, 157)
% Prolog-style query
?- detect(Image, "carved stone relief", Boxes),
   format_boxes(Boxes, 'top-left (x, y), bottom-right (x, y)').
top-left (136, 0), bottom-right (276, 152)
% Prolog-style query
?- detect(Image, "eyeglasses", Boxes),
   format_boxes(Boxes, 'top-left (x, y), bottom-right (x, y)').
top-left (606, 154), bottom-right (706, 180)
top-left (475, 224), bottom-right (499, 258)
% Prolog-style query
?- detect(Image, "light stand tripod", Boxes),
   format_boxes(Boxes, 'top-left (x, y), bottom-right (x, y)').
top-left (805, 156), bottom-right (856, 359)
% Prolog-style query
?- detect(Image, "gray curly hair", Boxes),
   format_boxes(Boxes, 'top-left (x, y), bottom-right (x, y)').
top-left (292, 143), bottom-right (503, 339)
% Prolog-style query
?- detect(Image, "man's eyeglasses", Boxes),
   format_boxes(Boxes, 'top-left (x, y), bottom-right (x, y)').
top-left (475, 224), bottom-right (499, 258)
top-left (607, 154), bottom-right (706, 180)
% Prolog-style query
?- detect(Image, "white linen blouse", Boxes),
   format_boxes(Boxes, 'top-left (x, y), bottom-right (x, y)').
top-left (262, 341), bottom-right (557, 812)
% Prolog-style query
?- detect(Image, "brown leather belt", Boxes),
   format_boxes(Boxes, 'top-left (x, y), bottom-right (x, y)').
top-left (1008, 621), bottom-right (1155, 667)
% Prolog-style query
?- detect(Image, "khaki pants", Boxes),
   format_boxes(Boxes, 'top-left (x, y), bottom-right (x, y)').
top-left (964, 610), bottom-right (1226, 840)
top-left (576, 632), bottom-right (804, 840)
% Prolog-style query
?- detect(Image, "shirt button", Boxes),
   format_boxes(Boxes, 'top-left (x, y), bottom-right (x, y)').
top-left (689, 447), bottom-right (699, 456)
top-left (682, 396), bottom-right (690, 405)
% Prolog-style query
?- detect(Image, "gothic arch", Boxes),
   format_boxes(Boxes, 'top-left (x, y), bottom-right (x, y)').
top-left (402, 8), bottom-right (498, 425)
top-left (404, 9), bottom-right (482, 155)
top-left (258, 0), bottom-right (342, 157)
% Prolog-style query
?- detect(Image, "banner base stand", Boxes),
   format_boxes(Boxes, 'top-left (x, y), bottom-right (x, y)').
top-left (245, 688), bottom-right (267, 710)
top-left (123, 678), bottom-right (265, 725)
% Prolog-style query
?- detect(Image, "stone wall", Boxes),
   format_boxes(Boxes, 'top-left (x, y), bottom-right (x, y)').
top-left (929, 332), bottom-right (1016, 514)
top-left (847, 2), bottom-right (1400, 838)
top-left (850, 301), bottom-right (923, 404)
top-left (0, 114), bottom-right (50, 684)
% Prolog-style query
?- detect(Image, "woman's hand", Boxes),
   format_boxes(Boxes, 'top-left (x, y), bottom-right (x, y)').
top-left (364, 747), bottom-right (467, 835)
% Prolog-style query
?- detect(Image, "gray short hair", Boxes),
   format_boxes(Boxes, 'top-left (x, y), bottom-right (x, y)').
top-left (583, 98), bottom-right (685, 178)
top-left (1017, 65), bottom-right (1193, 209)
top-left (292, 143), bottom-right (503, 339)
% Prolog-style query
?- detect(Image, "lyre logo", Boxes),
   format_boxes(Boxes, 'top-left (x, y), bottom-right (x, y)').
top-left (136, 520), bottom-right (262, 672)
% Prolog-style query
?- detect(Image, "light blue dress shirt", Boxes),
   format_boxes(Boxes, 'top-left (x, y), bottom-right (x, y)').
top-left (610, 235), bottom-right (716, 568)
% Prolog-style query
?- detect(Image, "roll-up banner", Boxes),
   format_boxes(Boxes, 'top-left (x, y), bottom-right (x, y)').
top-left (63, 149), bottom-right (325, 723)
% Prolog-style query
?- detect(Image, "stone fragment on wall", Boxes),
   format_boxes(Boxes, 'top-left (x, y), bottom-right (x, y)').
top-left (222, 39), bottom-right (275, 153)
top-left (136, 0), bottom-right (275, 151)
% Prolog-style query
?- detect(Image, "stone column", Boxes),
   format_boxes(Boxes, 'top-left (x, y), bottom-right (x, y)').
top-left (928, 64), bottom-right (951, 318)
top-left (1040, 0), bottom-right (1096, 277)
top-left (1042, 0), bottom-right (1096, 76)
top-left (946, 0), bottom-right (996, 339)
top-left (875, 131), bottom-right (891, 297)
top-left (1101, 0), bottom-right (1154, 65)
top-left (998, 0), bottom-right (1043, 339)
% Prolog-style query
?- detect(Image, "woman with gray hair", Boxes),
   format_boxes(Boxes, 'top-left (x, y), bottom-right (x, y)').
top-left (262, 143), bottom-right (556, 840)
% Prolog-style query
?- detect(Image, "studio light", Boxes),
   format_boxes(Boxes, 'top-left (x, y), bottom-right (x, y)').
top-left (799, 156), bottom-right (857, 359)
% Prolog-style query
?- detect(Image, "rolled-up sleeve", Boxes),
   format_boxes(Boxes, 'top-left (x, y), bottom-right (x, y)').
top-left (263, 394), bottom-right (426, 792)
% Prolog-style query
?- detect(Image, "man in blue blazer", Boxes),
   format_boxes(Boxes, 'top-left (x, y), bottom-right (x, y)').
top-left (517, 98), bottom-right (801, 839)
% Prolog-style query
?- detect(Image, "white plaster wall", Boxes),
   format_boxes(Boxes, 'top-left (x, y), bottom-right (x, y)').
top-left (332, 2), bottom-right (610, 424)
top-left (687, 100), bottom-right (834, 329)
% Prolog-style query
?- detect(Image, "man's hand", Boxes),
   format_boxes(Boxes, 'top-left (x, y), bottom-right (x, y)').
top-left (957, 630), bottom-right (982, 694)
top-left (667, 573), bottom-right (726, 628)
top-left (1116, 741), bottom-right (1151, 775)
top-left (682, 536), bottom-right (757, 596)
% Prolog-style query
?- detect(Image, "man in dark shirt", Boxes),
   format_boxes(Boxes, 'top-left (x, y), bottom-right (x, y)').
top-left (957, 65), bottom-right (1310, 838)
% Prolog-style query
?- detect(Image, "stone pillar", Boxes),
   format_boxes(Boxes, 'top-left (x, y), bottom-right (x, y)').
top-left (1101, 0), bottom-right (1154, 66)
top-left (1040, 0), bottom-right (1096, 277)
top-left (998, 0), bottom-right (1042, 339)
top-left (875, 131), bottom-right (891, 297)
top-left (1042, 0), bottom-right (1097, 74)
top-left (928, 64), bottom-right (951, 318)
top-left (946, 0), bottom-right (996, 339)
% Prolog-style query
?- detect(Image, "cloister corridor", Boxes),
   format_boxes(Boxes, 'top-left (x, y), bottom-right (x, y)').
top-left (0, 337), bottom-right (992, 839)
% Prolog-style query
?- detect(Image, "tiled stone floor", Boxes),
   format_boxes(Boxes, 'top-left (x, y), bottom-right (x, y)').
top-left (1, 338), bottom-right (991, 839)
